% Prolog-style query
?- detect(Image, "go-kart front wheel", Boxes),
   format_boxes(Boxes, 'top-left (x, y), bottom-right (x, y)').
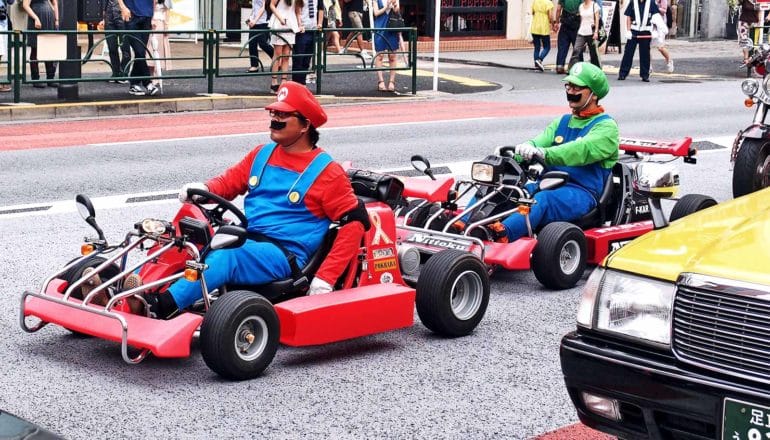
top-left (200, 291), bottom-right (279, 381)
top-left (669, 194), bottom-right (717, 222)
top-left (416, 249), bottom-right (490, 337)
top-left (532, 222), bottom-right (587, 290)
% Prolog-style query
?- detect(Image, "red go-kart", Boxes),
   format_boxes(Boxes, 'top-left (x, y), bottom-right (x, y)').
top-left (20, 173), bottom-right (490, 380)
top-left (393, 138), bottom-right (717, 290)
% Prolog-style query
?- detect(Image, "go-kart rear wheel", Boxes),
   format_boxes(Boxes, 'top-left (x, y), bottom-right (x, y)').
top-left (669, 194), bottom-right (717, 222)
top-left (416, 249), bottom-right (490, 337)
top-left (532, 222), bottom-right (586, 290)
top-left (200, 290), bottom-right (279, 381)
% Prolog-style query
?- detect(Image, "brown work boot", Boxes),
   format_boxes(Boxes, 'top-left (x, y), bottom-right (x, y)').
top-left (80, 267), bottom-right (108, 305)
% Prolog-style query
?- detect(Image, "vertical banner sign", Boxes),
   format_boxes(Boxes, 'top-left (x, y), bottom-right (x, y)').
top-left (601, 0), bottom-right (615, 44)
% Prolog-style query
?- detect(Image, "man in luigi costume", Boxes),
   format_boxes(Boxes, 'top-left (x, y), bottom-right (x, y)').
top-left (499, 62), bottom-right (619, 242)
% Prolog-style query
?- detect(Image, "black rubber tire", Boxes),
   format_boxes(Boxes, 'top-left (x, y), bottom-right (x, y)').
top-left (60, 256), bottom-right (121, 336)
top-left (531, 222), bottom-right (587, 290)
top-left (415, 249), bottom-right (490, 337)
top-left (200, 290), bottom-right (279, 380)
top-left (732, 138), bottom-right (770, 198)
top-left (669, 194), bottom-right (717, 222)
top-left (61, 256), bottom-right (121, 300)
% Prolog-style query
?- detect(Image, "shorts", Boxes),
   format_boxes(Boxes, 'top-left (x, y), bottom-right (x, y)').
top-left (739, 21), bottom-right (756, 48)
top-left (348, 10), bottom-right (363, 28)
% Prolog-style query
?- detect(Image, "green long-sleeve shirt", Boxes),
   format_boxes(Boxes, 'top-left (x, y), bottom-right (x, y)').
top-left (529, 113), bottom-right (620, 169)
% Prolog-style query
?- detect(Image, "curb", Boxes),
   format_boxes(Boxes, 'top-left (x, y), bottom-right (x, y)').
top-left (0, 93), bottom-right (427, 123)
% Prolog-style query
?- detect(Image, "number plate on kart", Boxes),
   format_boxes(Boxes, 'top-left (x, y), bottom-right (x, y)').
top-left (722, 398), bottom-right (770, 440)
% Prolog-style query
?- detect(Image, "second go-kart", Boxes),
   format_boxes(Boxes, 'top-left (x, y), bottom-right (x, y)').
top-left (394, 137), bottom-right (717, 290)
top-left (20, 173), bottom-right (490, 380)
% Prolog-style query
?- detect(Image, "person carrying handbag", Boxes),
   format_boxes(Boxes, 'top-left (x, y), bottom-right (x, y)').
top-left (568, 0), bottom-right (601, 69)
top-left (372, 0), bottom-right (399, 91)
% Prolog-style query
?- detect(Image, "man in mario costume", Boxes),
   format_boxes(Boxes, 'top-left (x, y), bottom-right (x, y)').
top-left (140, 81), bottom-right (368, 319)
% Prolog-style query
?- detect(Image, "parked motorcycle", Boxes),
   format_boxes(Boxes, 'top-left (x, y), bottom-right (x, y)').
top-left (733, 42), bottom-right (770, 197)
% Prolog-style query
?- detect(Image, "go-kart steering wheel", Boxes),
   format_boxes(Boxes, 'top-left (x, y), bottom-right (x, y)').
top-left (186, 187), bottom-right (249, 229)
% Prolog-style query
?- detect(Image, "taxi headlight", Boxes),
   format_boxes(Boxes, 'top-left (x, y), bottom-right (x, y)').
top-left (742, 78), bottom-right (760, 97)
top-left (471, 162), bottom-right (495, 183)
top-left (141, 218), bottom-right (167, 235)
top-left (578, 268), bottom-right (675, 347)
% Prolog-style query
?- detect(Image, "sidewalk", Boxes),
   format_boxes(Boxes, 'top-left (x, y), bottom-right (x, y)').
top-left (0, 38), bottom-right (742, 123)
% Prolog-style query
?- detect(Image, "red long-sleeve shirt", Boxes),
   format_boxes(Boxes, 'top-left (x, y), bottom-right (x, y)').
top-left (206, 144), bottom-right (364, 285)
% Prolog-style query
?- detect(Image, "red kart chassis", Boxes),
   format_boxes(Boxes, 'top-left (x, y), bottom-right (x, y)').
top-left (21, 200), bottom-right (418, 365)
top-left (395, 137), bottom-right (698, 270)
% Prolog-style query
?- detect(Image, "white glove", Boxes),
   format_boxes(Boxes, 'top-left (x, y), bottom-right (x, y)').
top-left (625, 30), bottom-right (633, 40)
top-left (514, 143), bottom-right (544, 161)
top-left (178, 182), bottom-right (208, 203)
top-left (308, 277), bottom-right (333, 295)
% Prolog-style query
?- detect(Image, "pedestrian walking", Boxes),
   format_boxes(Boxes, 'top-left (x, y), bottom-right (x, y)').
top-left (291, 0), bottom-right (322, 85)
top-left (739, 0), bottom-right (760, 64)
top-left (117, 0), bottom-right (159, 96)
top-left (618, 0), bottom-right (660, 82)
top-left (322, 0), bottom-right (342, 53)
top-left (246, 0), bottom-right (274, 72)
top-left (342, 0), bottom-right (370, 58)
top-left (101, 0), bottom-right (131, 82)
top-left (372, 0), bottom-right (398, 91)
top-left (530, 0), bottom-right (554, 71)
top-left (554, 0), bottom-right (581, 74)
top-left (652, 0), bottom-right (673, 72)
top-left (22, 0), bottom-right (58, 88)
top-left (568, 0), bottom-right (601, 69)
top-left (268, 0), bottom-right (301, 93)
top-left (0, 0), bottom-right (10, 92)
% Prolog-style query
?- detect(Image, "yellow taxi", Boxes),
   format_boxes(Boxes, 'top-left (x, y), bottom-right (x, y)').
top-left (560, 187), bottom-right (770, 439)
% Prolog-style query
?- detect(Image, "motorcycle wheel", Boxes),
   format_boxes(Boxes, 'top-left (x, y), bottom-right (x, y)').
top-left (669, 194), bottom-right (717, 222)
top-left (732, 138), bottom-right (770, 198)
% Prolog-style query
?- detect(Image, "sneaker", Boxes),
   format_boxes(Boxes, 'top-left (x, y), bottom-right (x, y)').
top-left (128, 84), bottom-right (147, 96)
top-left (666, 60), bottom-right (674, 73)
top-left (534, 59), bottom-right (544, 72)
top-left (360, 50), bottom-right (372, 60)
top-left (306, 73), bottom-right (317, 84)
top-left (146, 83), bottom-right (160, 96)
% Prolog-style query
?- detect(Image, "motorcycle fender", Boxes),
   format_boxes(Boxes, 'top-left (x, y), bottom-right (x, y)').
top-left (733, 124), bottom-right (770, 162)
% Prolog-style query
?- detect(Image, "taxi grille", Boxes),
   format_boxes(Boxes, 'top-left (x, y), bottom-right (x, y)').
top-left (672, 284), bottom-right (770, 385)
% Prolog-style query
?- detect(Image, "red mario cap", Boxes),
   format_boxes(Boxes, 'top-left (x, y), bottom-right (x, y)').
top-left (265, 81), bottom-right (328, 128)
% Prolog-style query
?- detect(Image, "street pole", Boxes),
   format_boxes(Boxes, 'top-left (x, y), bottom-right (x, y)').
top-left (58, 1), bottom-right (80, 100)
top-left (432, 0), bottom-right (440, 91)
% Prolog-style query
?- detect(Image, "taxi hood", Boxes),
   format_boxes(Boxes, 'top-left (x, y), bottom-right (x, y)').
top-left (605, 188), bottom-right (770, 286)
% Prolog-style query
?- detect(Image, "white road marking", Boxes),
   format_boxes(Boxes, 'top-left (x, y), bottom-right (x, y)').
top-left (86, 118), bottom-right (499, 147)
top-left (0, 136), bottom-right (733, 219)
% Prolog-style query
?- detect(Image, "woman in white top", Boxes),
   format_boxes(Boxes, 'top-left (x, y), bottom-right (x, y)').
top-left (268, 0), bottom-right (302, 93)
top-left (568, 0), bottom-right (601, 69)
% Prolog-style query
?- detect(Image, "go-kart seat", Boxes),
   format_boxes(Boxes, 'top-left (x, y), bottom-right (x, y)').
top-left (225, 227), bottom-right (338, 303)
top-left (573, 164), bottom-right (621, 230)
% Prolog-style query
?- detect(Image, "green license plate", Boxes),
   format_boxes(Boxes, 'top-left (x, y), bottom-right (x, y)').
top-left (723, 398), bottom-right (770, 440)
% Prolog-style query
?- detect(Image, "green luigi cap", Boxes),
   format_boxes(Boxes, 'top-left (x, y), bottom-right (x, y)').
top-left (563, 62), bottom-right (610, 100)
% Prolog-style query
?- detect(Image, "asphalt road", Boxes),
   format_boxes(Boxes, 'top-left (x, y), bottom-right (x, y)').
top-left (0, 68), bottom-right (746, 439)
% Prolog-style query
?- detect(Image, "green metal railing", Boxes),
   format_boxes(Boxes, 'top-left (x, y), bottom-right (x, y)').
top-left (0, 26), bottom-right (417, 103)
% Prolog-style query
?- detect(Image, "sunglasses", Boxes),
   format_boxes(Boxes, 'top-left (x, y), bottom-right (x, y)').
top-left (269, 109), bottom-right (303, 120)
top-left (564, 83), bottom-right (588, 92)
